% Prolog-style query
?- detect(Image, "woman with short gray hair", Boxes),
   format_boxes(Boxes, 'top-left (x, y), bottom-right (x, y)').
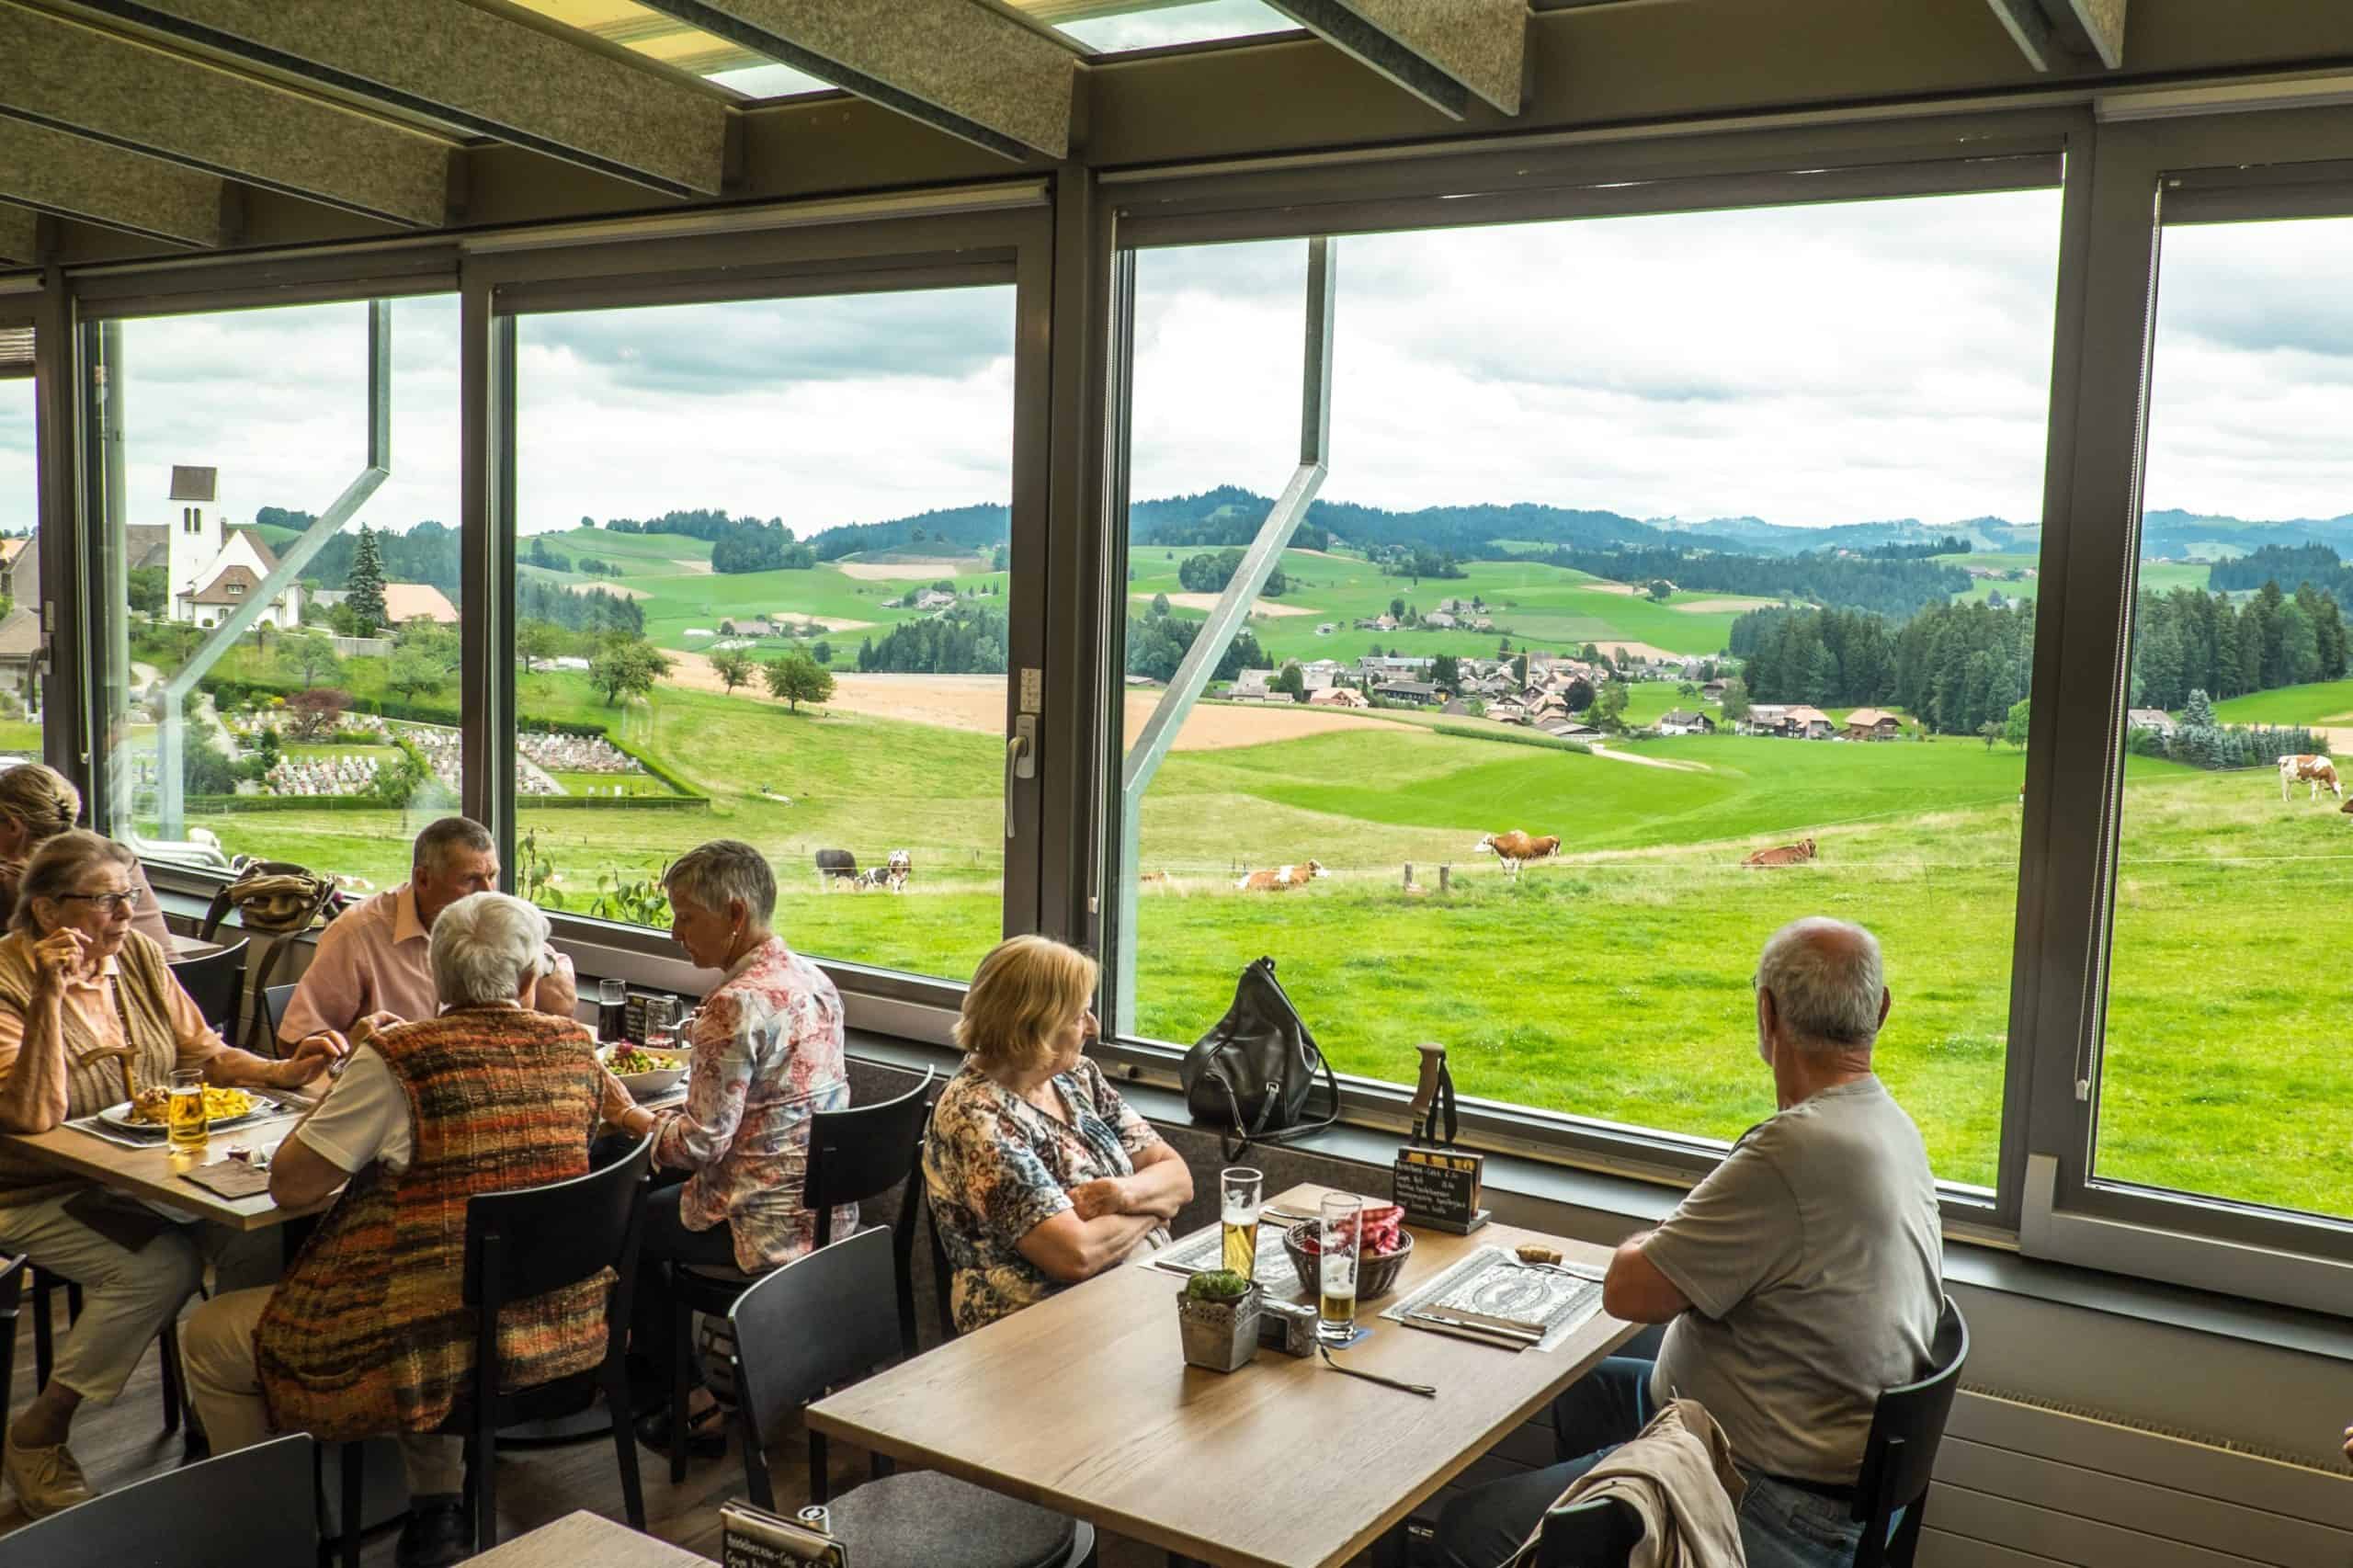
top-left (598, 839), bottom-right (849, 1457)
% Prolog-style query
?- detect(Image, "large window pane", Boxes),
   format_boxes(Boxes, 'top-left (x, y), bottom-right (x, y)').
top-left (97, 298), bottom-right (462, 886)
top-left (1114, 190), bottom-right (2063, 1187)
top-left (509, 286), bottom-right (1016, 982)
top-left (0, 366), bottom-right (40, 765)
top-left (2097, 214), bottom-right (2353, 1220)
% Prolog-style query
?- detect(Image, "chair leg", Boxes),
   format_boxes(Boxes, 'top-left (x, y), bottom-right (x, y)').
top-left (808, 1428), bottom-right (828, 1507)
top-left (64, 1282), bottom-right (82, 1323)
top-left (29, 1272), bottom-right (52, 1391)
top-left (338, 1442), bottom-right (365, 1568)
top-left (157, 1322), bottom-right (183, 1437)
top-left (604, 1357), bottom-right (647, 1529)
top-left (669, 1284), bottom-right (692, 1485)
top-left (473, 1415), bottom-right (500, 1556)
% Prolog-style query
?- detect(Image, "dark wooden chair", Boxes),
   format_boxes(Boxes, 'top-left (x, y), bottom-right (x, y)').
top-left (730, 1227), bottom-right (1096, 1568)
top-left (1853, 1295), bottom-right (1970, 1568)
top-left (27, 1266), bottom-right (194, 1445)
top-left (0, 1432), bottom-right (317, 1568)
top-left (334, 1135), bottom-right (653, 1568)
top-left (664, 1068), bottom-right (936, 1483)
top-left (260, 982), bottom-right (298, 1052)
top-left (167, 936), bottom-right (249, 1040)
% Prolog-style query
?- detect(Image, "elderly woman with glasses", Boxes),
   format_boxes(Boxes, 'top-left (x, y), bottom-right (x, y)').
top-left (0, 831), bottom-right (340, 1519)
top-left (597, 838), bottom-right (853, 1455)
top-left (924, 935), bottom-right (1191, 1336)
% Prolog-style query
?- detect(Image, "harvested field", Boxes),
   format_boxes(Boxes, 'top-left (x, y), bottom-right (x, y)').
top-left (1675, 597), bottom-right (1780, 613)
top-left (1593, 640), bottom-right (1686, 663)
top-left (835, 558), bottom-right (992, 580)
top-left (1142, 592), bottom-right (1319, 617)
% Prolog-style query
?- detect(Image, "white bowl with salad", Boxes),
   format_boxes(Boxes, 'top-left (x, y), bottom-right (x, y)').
top-left (598, 1042), bottom-right (689, 1097)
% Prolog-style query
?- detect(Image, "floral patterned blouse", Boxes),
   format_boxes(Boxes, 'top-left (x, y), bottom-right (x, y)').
top-left (650, 937), bottom-right (853, 1272)
top-left (924, 1055), bottom-right (1169, 1335)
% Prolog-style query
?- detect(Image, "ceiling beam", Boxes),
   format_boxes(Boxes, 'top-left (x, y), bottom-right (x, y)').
top-left (0, 118), bottom-right (225, 246)
top-left (1262, 0), bottom-right (1526, 117)
top-left (0, 5), bottom-right (451, 227)
top-left (60, 0), bottom-right (729, 198)
top-left (0, 204), bottom-right (37, 266)
top-left (1985, 0), bottom-right (2126, 72)
top-left (635, 0), bottom-right (1075, 161)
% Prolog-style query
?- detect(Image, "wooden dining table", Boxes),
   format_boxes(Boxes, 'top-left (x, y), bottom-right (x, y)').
top-left (807, 1181), bottom-right (1641, 1568)
top-left (0, 1096), bottom-right (321, 1230)
top-left (462, 1511), bottom-right (712, 1568)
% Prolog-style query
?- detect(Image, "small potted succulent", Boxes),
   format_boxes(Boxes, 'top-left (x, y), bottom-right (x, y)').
top-left (1176, 1268), bottom-right (1261, 1373)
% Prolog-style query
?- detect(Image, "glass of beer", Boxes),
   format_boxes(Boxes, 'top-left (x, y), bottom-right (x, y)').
top-left (597, 977), bottom-right (630, 1044)
top-left (1317, 1193), bottom-right (1363, 1344)
top-left (1219, 1166), bottom-right (1263, 1279)
top-left (166, 1068), bottom-right (207, 1153)
top-left (642, 994), bottom-right (679, 1051)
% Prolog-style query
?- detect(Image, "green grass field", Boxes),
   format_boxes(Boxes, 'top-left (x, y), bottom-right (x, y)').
top-left (2211, 679), bottom-right (2353, 727)
top-left (1934, 552), bottom-right (2208, 606)
top-left (166, 665), bottom-right (2353, 1218)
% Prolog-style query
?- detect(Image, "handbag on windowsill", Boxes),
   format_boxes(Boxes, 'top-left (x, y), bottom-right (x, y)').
top-left (1180, 956), bottom-right (1340, 1161)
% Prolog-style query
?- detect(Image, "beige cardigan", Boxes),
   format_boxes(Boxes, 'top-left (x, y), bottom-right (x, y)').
top-left (1509, 1398), bottom-right (1750, 1568)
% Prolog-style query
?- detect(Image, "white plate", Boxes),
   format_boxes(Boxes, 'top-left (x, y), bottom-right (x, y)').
top-left (597, 1044), bottom-right (689, 1098)
top-left (94, 1096), bottom-right (278, 1138)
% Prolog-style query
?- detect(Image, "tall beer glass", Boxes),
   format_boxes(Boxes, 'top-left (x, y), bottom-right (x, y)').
top-left (166, 1068), bottom-right (207, 1153)
top-left (1317, 1193), bottom-right (1363, 1344)
top-left (1220, 1166), bottom-right (1263, 1278)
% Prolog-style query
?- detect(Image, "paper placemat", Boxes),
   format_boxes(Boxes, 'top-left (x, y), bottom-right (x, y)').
top-left (1148, 1219), bottom-right (1296, 1281)
top-left (1381, 1245), bottom-right (1605, 1352)
top-left (179, 1162), bottom-right (272, 1200)
top-left (63, 1115), bottom-right (159, 1150)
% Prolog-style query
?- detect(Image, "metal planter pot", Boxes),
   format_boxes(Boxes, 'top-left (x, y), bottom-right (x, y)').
top-left (1176, 1289), bottom-right (1262, 1373)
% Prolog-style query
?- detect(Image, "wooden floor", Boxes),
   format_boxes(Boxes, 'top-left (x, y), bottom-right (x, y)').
top-left (0, 1293), bottom-right (1228, 1566)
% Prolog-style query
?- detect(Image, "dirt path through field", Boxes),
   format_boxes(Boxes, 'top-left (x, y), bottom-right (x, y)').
top-left (835, 559), bottom-right (991, 580)
top-left (657, 660), bottom-right (1402, 751)
top-left (1588, 744), bottom-right (1710, 772)
top-left (1674, 597), bottom-right (1778, 614)
top-left (1140, 593), bottom-right (1319, 617)
top-left (1593, 641), bottom-right (1687, 663)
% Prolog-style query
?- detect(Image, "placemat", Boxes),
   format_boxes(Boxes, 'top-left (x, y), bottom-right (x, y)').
top-left (63, 1115), bottom-right (158, 1151)
top-left (179, 1162), bottom-right (273, 1200)
top-left (1148, 1219), bottom-right (1294, 1280)
top-left (1380, 1245), bottom-right (1605, 1352)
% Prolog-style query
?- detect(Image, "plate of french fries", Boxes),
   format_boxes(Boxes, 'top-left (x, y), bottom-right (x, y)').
top-left (97, 1085), bottom-right (271, 1136)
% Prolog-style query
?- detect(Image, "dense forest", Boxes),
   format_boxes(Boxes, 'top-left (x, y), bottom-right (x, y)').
top-left (1176, 549), bottom-right (1288, 597)
top-left (2125, 581), bottom-right (2348, 709)
top-left (1733, 600), bottom-right (2030, 737)
top-left (805, 503), bottom-right (1011, 562)
top-left (517, 578), bottom-right (644, 636)
top-left (1549, 545), bottom-right (1970, 619)
top-left (2208, 544), bottom-right (2353, 608)
top-left (594, 508), bottom-right (813, 573)
top-left (854, 603), bottom-right (1009, 675)
top-left (1126, 603), bottom-right (1267, 684)
top-left (262, 510), bottom-right (460, 596)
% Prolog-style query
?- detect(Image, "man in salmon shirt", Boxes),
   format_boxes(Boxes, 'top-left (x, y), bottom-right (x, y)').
top-left (278, 816), bottom-right (576, 1048)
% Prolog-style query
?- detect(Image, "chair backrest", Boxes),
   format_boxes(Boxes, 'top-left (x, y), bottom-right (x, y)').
top-left (0, 1432), bottom-right (317, 1568)
top-left (731, 1227), bottom-right (904, 1478)
top-left (1851, 1295), bottom-right (1970, 1568)
top-left (805, 1067), bottom-right (937, 1245)
top-left (1537, 1495), bottom-right (1645, 1568)
top-left (262, 983), bottom-right (297, 1046)
top-left (169, 937), bottom-right (250, 1038)
top-left (464, 1132), bottom-right (652, 1312)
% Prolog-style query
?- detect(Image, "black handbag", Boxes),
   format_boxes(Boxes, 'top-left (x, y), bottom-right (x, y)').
top-left (1181, 956), bottom-right (1339, 1160)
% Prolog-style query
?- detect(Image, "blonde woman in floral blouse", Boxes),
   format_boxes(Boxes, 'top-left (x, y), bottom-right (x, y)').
top-left (599, 839), bottom-right (850, 1454)
top-left (925, 935), bottom-right (1192, 1335)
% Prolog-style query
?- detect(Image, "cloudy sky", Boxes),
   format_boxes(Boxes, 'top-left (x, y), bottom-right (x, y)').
top-left (2, 192), bottom-right (2347, 544)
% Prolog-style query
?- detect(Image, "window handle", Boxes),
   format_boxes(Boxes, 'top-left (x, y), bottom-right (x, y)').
top-left (1005, 717), bottom-right (1036, 839)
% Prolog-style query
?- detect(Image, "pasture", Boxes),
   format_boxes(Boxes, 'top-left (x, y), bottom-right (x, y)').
top-left (165, 665), bottom-right (2353, 1219)
top-left (2211, 678), bottom-right (2353, 728)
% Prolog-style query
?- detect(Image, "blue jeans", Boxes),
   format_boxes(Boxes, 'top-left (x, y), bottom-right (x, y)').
top-left (1432, 1350), bottom-right (1864, 1568)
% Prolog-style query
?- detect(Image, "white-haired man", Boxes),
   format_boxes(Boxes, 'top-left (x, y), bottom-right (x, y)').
top-left (278, 815), bottom-right (576, 1050)
top-left (1437, 917), bottom-right (1944, 1568)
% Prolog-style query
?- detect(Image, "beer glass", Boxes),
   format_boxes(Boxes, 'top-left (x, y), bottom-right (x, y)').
top-left (597, 977), bottom-right (630, 1044)
top-left (1219, 1166), bottom-right (1263, 1279)
top-left (166, 1068), bottom-right (207, 1153)
top-left (1317, 1193), bottom-right (1363, 1344)
top-left (643, 994), bottom-right (679, 1051)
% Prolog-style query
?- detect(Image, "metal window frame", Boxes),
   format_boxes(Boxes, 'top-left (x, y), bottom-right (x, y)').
top-left (2016, 105), bottom-right (2353, 1309)
top-left (472, 200), bottom-right (1061, 1025)
top-left (1084, 108), bottom-right (2095, 1227)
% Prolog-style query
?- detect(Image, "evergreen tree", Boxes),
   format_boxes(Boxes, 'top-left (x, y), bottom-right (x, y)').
top-left (1274, 664), bottom-right (1306, 702)
top-left (343, 525), bottom-right (389, 633)
top-left (2181, 688), bottom-right (2215, 728)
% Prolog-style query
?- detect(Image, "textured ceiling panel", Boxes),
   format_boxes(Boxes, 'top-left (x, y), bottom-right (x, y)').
top-left (70, 0), bottom-right (729, 196)
top-left (0, 6), bottom-right (451, 226)
top-left (0, 203), bottom-right (35, 266)
top-left (1335, 0), bottom-right (1524, 113)
top-left (641, 0), bottom-right (1076, 159)
top-left (0, 117), bottom-right (223, 245)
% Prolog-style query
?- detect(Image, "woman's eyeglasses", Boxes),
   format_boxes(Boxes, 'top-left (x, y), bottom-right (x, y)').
top-left (59, 891), bottom-right (142, 915)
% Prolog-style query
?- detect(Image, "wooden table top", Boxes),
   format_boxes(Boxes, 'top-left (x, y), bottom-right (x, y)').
top-left (0, 1100), bottom-right (318, 1231)
top-left (808, 1182), bottom-right (1639, 1568)
top-left (465, 1512), bottom-right (712, 1568)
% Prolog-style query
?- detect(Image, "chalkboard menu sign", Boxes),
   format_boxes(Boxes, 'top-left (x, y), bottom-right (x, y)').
top-left (1394, 1146), bottom-right (1488, 1233)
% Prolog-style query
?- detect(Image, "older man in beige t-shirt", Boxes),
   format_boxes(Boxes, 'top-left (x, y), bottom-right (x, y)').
top-left (278, 816), bottom-right (575, 1049)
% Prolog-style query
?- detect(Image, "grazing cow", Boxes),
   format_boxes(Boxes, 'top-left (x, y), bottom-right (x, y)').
top-left (853, 849), bottom-right (913, 893)
top-left (814, 848), bottom-right (858, 891)
top-left (1473, 830), bottom-right (1563, 878)
top-left (1235, 859), bottom-right (1327, 892)
top-left (2279, 754), bottom-right (2343, 801)
top-left (1742, 836), bottom-right (1819, 869)
top-left (1139, 870), bottom-right (1170, 890)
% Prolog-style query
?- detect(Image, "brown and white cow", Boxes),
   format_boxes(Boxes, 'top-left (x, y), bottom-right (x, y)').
top-left (2279, 754), bottom-right (2343, 801)
top-left (853, 849), bottom-right (913, 893)
top-left (1742, 836), bottom-right (1818, 869)
top-left (1473, 830), bottom-right (1563, 878)
top-left (1235, 859), bottom-right (1327, 892)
